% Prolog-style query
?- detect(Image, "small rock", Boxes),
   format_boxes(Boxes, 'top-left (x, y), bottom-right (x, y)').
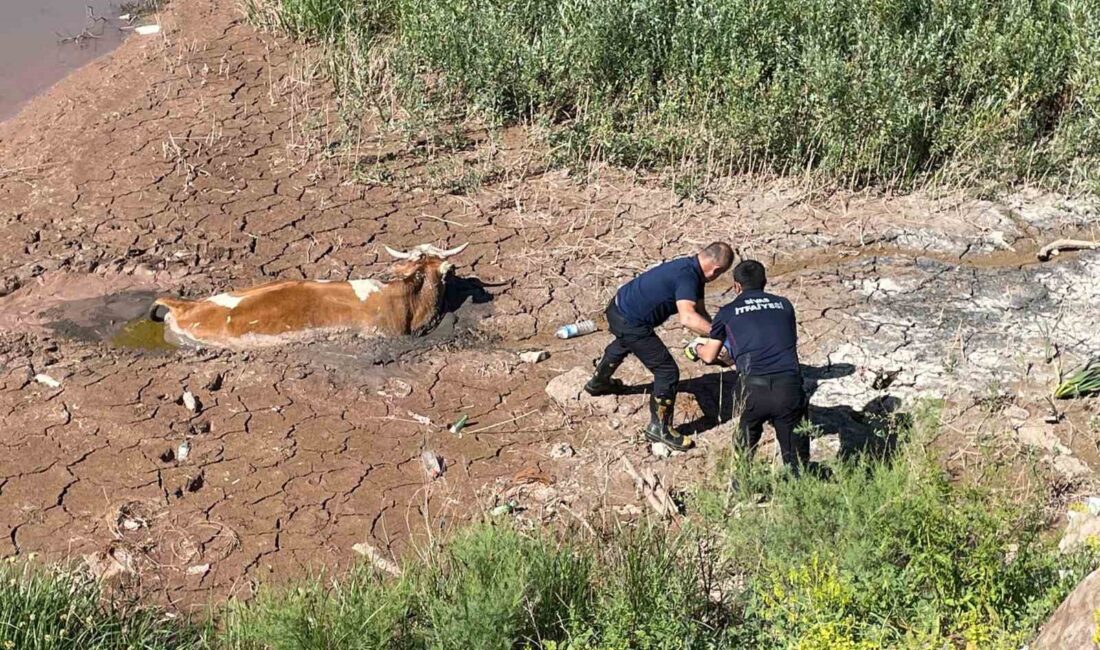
top-left (177, 441), bottom-right (190, 462)
top-left (549, 442), bottom-right (575, 459)
top-left (186, 563), bottom-right (210, 576)
top-left (1061, 511), bottom-right (1100, 553)
top-left (120, 518), bottom-right (143, 531)
top-left (1017, 425), bottom-right (1061, 452)
top-left (1053, 455), bottom-right (1090, 479)
top-left (519, 350), bottom-right (550, 364)
top-left (421, 450), bottom-right (444, 479)
top-left (181, 391), bottom-right (200, 414)
top-left (34, 373), bottom-right (61, 388)
top-left (1004, 405), bottom-right (1030, 424)
top-left (650, 442), bottom-right (672, 459)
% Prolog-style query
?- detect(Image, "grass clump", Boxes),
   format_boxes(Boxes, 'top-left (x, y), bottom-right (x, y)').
top-left (248, 0), bottom-right (1100, 190)
top-left (0, 559), bottom-right (202, 650)
top-left (4, 408), bottom-right (1095, 648)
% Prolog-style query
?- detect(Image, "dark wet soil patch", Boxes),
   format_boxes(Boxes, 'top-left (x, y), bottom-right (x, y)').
top-left (42, 289), bottom-right (157, 343)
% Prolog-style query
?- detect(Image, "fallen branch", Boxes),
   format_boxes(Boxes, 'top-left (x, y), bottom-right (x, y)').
top-left (1037, 239), bottom-right (1100, 262)
top-left (620, 456), bottom-right (679, 519)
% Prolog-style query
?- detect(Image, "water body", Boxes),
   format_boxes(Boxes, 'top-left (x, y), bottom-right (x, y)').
top-left (0, 0), bottom-right (127, 122)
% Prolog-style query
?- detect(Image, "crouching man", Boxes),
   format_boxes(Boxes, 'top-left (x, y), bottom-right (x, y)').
top-left (692, 260), bottom-right (810, 472)
top-left (585, 242), bottom-right (734, 451)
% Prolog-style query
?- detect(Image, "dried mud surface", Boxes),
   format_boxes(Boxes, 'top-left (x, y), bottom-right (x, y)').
top-left (1, 0), bottom-right (1098, 611)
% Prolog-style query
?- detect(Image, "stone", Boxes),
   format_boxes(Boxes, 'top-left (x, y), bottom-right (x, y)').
top-left (181, 390), bottom-right (200, 413)
top-left (1060, 510), bottom-right (1100, 553)
top-left (545, 367), bottom-right (619, 415)
top-left (545, 367), bottom-right (591, 405)
top-left (1032, 568), bottom-right (1100, 649)
top-left (1017, 425), bottom-right (1062, 453)
top-left (549, 443), bottom-right (575, 459)
top-left (519, 350), bottom-right (550, 364)
top-left (33, 373), bottom-right (60, 388)
top-left (1003, 405), bottom-right (1030, 424)
top-left (650, 442), bottom-right (671, 459)
top-left (1054, 455), bottom-right (1091, 479)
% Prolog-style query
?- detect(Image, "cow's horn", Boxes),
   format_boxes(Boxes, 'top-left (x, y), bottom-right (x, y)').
top-left (383, 245), bottom-right (414, 260)
top-left (436, 243), bottom-right (469, 258)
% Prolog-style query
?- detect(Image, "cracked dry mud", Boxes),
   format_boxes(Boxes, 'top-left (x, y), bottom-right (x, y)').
top-left (1, 0), bottom-right (1099, 612)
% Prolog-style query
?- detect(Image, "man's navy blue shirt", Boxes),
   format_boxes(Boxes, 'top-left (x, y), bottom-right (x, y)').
top-left (710, 290), bottom-right (800, 376)
top-left (615, 256), bottom-right (704, 329)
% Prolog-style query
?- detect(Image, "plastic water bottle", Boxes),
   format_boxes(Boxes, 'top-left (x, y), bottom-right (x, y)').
top-left (556, 320), bottom-right (597, 339)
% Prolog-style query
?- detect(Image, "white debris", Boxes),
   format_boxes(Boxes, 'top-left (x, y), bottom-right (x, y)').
top-left (408, 412), bottom-right (431, 426)
top-left (34, 373), bottom-right (61, 388)
top-left (186, 563), bottom-right (210, 576)
top-left (177, 441), bottom-right (190, 462)
top-left (352, 542), bottom-right (402, 577)
top-left (650, 442), bottom-right (672, 459)
top-left (549, 442), bottom-right (575, 459)
top-left (519, 350), bottom-right (550, 364)
top-left (121, 518), bottom-right (143, 531)
top-left (421, 450), bottom-right (444, 479)
top-left (182, 391), bottom-right (199, 413)
top-left (134, 24), bottom-right (161, 35)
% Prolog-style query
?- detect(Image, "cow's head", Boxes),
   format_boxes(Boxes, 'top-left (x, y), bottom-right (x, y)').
top-left (382, 243), bottom-right (469, 282)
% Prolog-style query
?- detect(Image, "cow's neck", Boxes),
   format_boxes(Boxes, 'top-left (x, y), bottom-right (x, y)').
top-left (381, 273), bottom-right (444, 335)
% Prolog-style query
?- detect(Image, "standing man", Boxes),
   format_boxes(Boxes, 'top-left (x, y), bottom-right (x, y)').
top-left (692, 260), bottom-right (810, 472)
top-left (585, 242), bottom-right (735, 451)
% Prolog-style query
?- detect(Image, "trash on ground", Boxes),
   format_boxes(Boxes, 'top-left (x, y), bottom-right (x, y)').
top-left (555, 319), bottom-right (597, 339)
top-left (421, 450), bottom-right (444, 479)
top-left (34, 373), bottom-right (61, 388)
top-left (449, 414), bottom-right (468, 435)
top-left (186, 563), bottom-right (210, 576)
top-left (134, 24), bottom-right (162, 36)
top-left (408, 412), bottom-right (431, 426)
top-left (177, 441), bottom-right (190, 462)
top-left (519, 350), bottom-right (550, 363)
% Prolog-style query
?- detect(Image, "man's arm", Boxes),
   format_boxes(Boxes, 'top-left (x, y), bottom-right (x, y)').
top-left (695, 299), bottom-right (712, 322)
top-left (696, 338), bottom-right (731, 365)
top-left (676, 299), bottom-right (712, 336)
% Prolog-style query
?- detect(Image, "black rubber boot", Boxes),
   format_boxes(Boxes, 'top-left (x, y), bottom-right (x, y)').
top-left (584, 357), bottom-right (625, 396)
top-left (643, 395), bottom-right (694, 451)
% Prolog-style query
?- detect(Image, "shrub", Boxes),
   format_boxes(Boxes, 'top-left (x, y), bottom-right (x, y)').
top-left (250, 0), bottom-right (1100, 190)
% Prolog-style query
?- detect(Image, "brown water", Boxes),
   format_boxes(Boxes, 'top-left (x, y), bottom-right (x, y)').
top-left (0, 0), bottom-right (127, 122)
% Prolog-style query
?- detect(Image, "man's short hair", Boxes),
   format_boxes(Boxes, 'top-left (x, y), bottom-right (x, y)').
top-left (733, 260), bottom-right (766, 290)
top-left (701, 242), bottom-right (734, 269)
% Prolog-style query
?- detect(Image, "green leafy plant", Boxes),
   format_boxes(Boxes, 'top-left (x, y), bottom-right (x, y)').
top-left (1055, 358), bottom-right (1100, 399)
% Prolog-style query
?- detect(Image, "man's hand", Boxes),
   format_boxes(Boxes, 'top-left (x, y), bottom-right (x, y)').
top-left (696, 338), bottom-right (732, 366)
top-left (676, 299), bottom-right (712, 336)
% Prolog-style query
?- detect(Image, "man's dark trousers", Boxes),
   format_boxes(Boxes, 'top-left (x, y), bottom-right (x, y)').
top-left (599, 300), bottom-right (679, 398)
top-left (739, 373), bottom-right (809, 467)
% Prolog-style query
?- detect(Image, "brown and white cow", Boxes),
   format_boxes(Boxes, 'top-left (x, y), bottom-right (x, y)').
top-left (150, 243), bottom-right (468, 348)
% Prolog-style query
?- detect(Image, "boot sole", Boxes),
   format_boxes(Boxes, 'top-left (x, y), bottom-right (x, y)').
top-left (644, 428), bottom-right (694, 452)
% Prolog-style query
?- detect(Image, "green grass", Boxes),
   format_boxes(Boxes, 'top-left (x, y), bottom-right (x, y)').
top-left (4, 405), bottom-right (1094, 648)
top-left (246, 0), bottom-right (1100, 190)
top-left (0, 560), bottom-right (203, 649)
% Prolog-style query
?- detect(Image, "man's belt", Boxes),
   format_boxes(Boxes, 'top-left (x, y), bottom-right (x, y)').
top-left (743, 373), bottom-right (802, 388)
